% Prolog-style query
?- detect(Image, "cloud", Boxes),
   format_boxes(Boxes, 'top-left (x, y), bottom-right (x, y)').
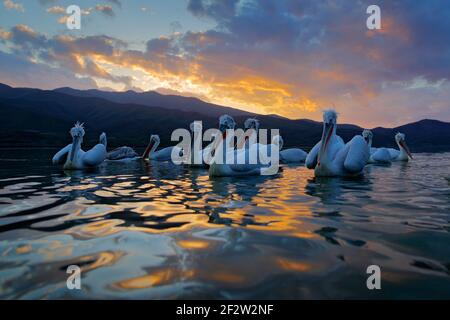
top-left (46, 4), bottom-right (115, 23)
top-left (9, 24), bottom-right (46, 49)
top-left (47, 6), bottom-right (93, 25)
top-left (3, 0), bottom-right (24, 12)
top-left (178, 0), bottom-right (450, 125)
top-left (0, 51), bottom-right (97, 90)
top-left (187, 0), bottom-right (239, 21)
top-left (0, 28), bottom-right (11, 40)
top-left (2, 0), bottom-right (450, 126)
top-left (95, 4), bottom-right (115, 17)
top-left (1, 25), bottom-right (130, 88)
top-left (46, 6), bottom-right (65, 14)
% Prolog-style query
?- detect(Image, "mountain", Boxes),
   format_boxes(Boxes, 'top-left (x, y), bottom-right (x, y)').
top-left (1, 83), bottom-right (449, 153)
top-left (54, 86), bottom-right (253, 118)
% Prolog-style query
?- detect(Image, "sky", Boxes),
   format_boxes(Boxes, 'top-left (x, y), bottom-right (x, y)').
top-left (0, 0), bottom-right (450, 127)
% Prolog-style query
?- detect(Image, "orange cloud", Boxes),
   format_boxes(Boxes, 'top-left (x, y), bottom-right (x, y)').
top-left (0, 28), bottom-right (11, 40)
top-left (366, 16), bottom-right (411, 44)
top-left (3, 0), bottom-right (24, 12)
top-left (89, 48), bottom-right (322, 118)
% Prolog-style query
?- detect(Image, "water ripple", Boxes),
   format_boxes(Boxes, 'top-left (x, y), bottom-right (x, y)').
top-left (0, 150), bottom-right (449, 299)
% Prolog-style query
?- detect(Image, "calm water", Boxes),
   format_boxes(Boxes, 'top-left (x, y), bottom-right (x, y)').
top-left (0, 149), bottom-right (449, 299)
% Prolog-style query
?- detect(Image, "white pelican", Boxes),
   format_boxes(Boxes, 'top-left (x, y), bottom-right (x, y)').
top-left (209, 115), bottom-right (264, 177)
top-left (237, 118), bottom-right (281, 159)
top-left (386, 132), bottom-right (413, 162)
top-left (189, 121), bottom-right (204, 166)
top-left (142, 134), bottom-right (183, 162)
top-left (236, 118), bottom-right (260, 150)
top-left (188, 121), bottom-right (217, 166)
top-left (52, 122), bottom-right (107, 170)
top-left (306, 110), bottom-right (369, 177)
top-left (237, 119), bottom-right (306, 164)
top-left (362, 130), bottom-right (391, 164)
top-left (275, 135), bottom-right (308, 163)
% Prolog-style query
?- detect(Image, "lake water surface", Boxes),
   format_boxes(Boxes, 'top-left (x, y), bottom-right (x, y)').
top-left (0, 149), bottom-right (449, 299)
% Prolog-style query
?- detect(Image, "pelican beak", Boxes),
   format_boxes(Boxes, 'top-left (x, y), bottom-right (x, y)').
top-left (219, 124), bottom-right (227, 137)
top-left (400, 140), bottom-right (413, 159)
top-left (142, 137), bottom-right (154, 159)
top-left (318, 122), bottom-right (334, 165)
top-left (210, 131), bottom-right (223, 158)
top-left (236, 133), bottom-right (250, 149)
top-left (69, 136), bottom-right (81, 162)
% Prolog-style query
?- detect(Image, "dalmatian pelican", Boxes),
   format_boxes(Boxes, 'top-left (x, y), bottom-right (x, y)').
top-left (385, 132), bottom-right (413, 161)
top-left (362, 129), bottom-right (392, 164)
top-left (306, 110), bottom-right (369, 177)
top-left (142, 134), bottom-right (183, 162)
top-left (52, 122), bottom-right (107, 170)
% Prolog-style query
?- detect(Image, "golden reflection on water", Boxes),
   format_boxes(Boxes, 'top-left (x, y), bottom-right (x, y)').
top-left (2, 153), bottom-right (450, 299)
top-left (276, 257), bottom-right (312, 272)
top-left (115, 269), bottom-right (196, 290)
top-left (37, 239), bottom-right (74, 260)
top-left (176, 239), bottom-right (210, 250)
top-left (15, 244), bottom-right (32, 254)
top-left (209, 271), bottom-right (246, 284)
top-left (66, 219), bottom-right (124, 239)
top-left (86, 251), bottom-right (125, 271)
top-left (114, 266), bottom-right (248, 291)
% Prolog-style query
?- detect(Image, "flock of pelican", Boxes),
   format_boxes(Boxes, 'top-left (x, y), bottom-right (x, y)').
top-left (52, 110), bottom-right (413, 177)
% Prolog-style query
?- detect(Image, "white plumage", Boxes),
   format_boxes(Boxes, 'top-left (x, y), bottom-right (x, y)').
top-left (276, 135), bottom-right (308, 163)
top-left (307, 110), bottom-right (369, 177)
top-left (52, 122), bottom-right (107, 170)
top-left (362, 129), bottom-right (391, 164)
top-left (143, 134), bottom-right (183, 162)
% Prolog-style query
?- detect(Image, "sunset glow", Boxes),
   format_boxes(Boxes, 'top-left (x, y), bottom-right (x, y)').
top-left (1, 0), bottom-right (450, 127)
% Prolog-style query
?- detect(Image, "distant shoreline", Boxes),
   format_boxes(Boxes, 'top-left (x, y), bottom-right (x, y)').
top-left (0, 146), bottom-right (448, 154)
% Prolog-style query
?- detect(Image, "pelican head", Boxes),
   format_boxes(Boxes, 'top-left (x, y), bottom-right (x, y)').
top-left (362, 129), bottom-right (373, 145)
top-left (150, 134), bottom-right (160, 145)
top-left (244, 118), bottom-right (260, 131)
top-left (323, 109), bottom-right (338, 126)
top-left (272, 135), bottom-right (284, 150)
top-left (190, 121), bottom-right (202, 133)
top-left (99, 132), bottom-right (107, 147)
top-left (219, 114), bottom-right (236, 133)
top-left (69, 122), bottom-right (85, 162)
top-left (319, 109), bottom-right (338, 164)
top-left (143, 134), bottom-right (161, 159)
top-left (70, 122), bottom-right (85, 141)
top-left (395, 132), bottom-right (413, 159)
